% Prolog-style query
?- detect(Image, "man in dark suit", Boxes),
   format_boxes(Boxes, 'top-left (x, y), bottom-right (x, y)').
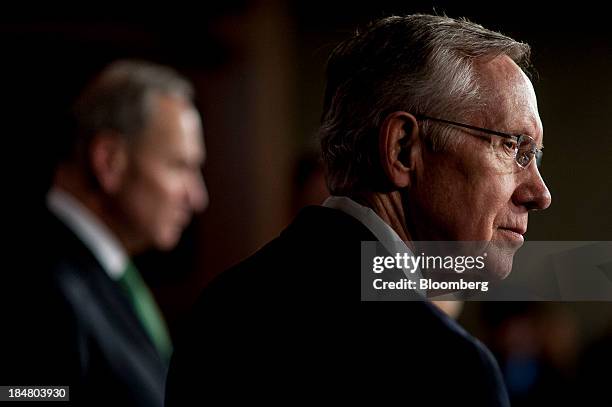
top-left (166, 14), bottom-right (551, 406)
top-left (4, 60), bottom-right (208, 406)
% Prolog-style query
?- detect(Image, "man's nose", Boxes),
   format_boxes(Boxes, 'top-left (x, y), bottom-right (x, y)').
top-left (512, 163), bottom-right (552, 211)
top-left (188, 173), bottom-right (209, 213)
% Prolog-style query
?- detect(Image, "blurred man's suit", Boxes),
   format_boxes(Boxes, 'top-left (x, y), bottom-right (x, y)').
top-left (166, 198), bottom-right (509, 406)
top-left (4, 189), bottom-right (169, 406)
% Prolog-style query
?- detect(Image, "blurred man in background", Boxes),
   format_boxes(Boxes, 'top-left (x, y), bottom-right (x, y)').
top-left (7, 60), bottom-right (207, 406)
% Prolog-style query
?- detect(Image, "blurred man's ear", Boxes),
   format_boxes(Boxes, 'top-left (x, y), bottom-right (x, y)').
top-left (378, 111), bottom-right (420, 189)
top-left (89, 132), bottom-right (128, 194)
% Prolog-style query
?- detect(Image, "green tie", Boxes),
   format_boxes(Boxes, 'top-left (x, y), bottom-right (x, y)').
top-left (118, 261), bottom-right (173, 362)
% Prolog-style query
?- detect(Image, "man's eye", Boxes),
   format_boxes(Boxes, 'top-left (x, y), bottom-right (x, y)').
top-left (167, 159), bottom-right (188, 169)
top-left (502, 140), bottom-right (517, 151)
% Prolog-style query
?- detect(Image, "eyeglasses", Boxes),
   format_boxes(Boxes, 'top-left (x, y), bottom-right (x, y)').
top-left (415, 114), bottom-right (543, 169)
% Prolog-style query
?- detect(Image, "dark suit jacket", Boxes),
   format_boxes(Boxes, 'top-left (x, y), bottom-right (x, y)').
top-left (2, 209), bottom-right (167, 406)
top-left (166, 206), bottom-right (510, 406)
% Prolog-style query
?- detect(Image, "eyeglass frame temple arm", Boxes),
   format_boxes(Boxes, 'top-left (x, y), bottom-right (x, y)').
top-left (414, 114), bottom-right (519, 141)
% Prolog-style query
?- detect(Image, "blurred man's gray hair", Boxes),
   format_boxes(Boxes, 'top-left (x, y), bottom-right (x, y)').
top-left (73, 59), bottom-right (194, 147)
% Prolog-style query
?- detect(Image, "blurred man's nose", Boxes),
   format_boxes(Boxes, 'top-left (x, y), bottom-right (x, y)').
top-left (512, 163), bottom-right (552, 211)
top-left (189, 174), bottom-right (209, 213)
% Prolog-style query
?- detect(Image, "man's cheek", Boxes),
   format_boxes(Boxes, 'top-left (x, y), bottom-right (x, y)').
top-left (456, 215), bottom-right (493, 241)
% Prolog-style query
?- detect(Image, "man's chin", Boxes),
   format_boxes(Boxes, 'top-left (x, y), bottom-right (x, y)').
top-left (484, 240), bottom-right (520, 280)
top-left (154, 233), bottom-right (181, 252)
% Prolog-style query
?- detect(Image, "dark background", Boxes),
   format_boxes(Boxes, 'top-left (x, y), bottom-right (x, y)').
top-left (3, 2), bottom-right (611, 404)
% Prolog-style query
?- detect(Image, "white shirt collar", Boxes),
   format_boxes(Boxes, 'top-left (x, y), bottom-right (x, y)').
top-left (47, 187), bottom-right (128, 280)
top-left (323, 195), bottom-right (409, 251)
top-left (323, 196), bottom-right (424, 294)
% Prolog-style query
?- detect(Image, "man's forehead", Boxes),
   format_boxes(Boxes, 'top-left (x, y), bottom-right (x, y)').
top-left (478, 55), bottom-right (543, 142)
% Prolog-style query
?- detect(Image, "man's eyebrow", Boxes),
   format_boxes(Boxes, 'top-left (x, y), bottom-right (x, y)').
top-left (512, 122), bottom-right (542, 144)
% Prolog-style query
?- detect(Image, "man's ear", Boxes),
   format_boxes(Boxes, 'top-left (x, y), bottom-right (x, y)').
top-left (89, 132), bottom-right (129, 194)
top-left (379, 111), bottom-right (420, 189)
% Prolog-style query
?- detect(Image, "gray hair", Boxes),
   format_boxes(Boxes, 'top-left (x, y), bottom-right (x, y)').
top-left (319, 14), bottom-right (531, 195)
top-left (72, 59), bottom-right (194, 156)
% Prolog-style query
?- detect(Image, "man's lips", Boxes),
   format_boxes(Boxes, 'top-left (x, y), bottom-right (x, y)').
top-left (497, 226), bottom-right (526, 243)
top-left (500, 225), bottom-right (527, 235)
